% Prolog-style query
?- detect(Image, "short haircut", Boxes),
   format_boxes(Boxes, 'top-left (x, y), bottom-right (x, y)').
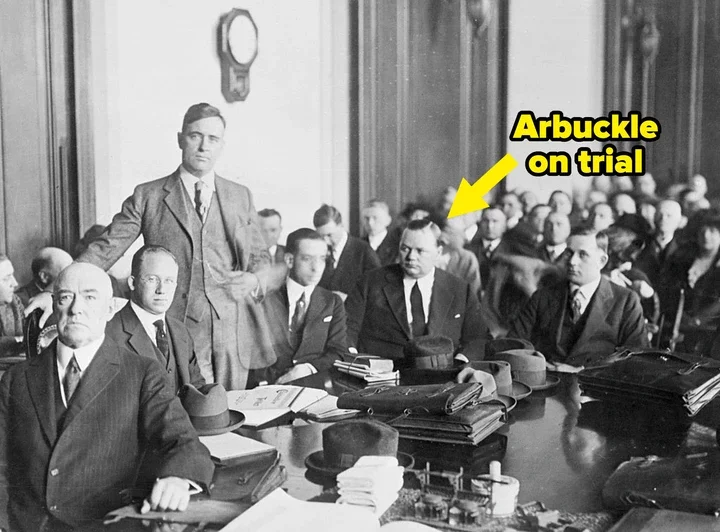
top-left (313, 204), bottom-right (342, 227)
top-left (529, 203), bottom-right (550, 216)
top-left (569, 226), bottom-right (609, 254)
top-left (400, 201), bottom-right (433, 220)
top-left (131, 245), bottom-right (178, 278)
top-left (364, 199), bottom-right (390, 213)
top-left (31, 256), bottom-right (49, 277)
top-left (483, 205), bottom-right (507, 218)
top-left (181, 103), bottom-right (226, 132)
top-left (285, 228), bottom-right (326, 255)
top-left (404, 218), bottom-right (442, 245)
top-left (258, 208), bottom-right (282, 221)
top-left (550, 190), bottom-right (571, 201)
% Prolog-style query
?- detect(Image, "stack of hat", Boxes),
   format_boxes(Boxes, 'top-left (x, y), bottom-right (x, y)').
top-left (400, 335), bottom-right (464, 385)
top-left (336, 455), bottom-right (405, 516)
top-left (485, 340), bottom-right (560, 392)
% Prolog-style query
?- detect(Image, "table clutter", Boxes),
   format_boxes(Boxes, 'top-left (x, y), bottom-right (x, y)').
top-left (337, 455), bottom-right (405, 516)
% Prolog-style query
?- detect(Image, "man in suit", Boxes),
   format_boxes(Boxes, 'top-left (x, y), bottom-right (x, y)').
top-left (30, 103), bottom-right (275, 390)
top-left (635, 199), bottom-right (683, 286)
top-left (498, 191), bottom-right (523, 229)
top-left (361, 199), bottom-right (400, 266)
top-left (314, 204), bottom-right (381, 300)
top-left (538, 212), bottom-right (572, 268)
top-left (0, 263), bottom-right (213, 531)
top-left (258, 208), bottom-right (285, 264)
top-left (15, 248), bottom-right (73, 307)
top-left (0, 255), bottom-right (24, 356)
top-left (248, 228), bottom-right (347, 386)
top-left (346, 219), bottom-right (489, 365)
top-left (509, 227), bottom-right (648, 368)
top-left (466, 206), bottom-right (510, 289)
top-left (106, 245), bottom-right (205, 395)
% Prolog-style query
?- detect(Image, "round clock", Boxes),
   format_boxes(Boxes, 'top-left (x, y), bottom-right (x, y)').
top-left (218, 9), bottom-right (258, 102)
top-left (228, 13), bottom-right (258, 66)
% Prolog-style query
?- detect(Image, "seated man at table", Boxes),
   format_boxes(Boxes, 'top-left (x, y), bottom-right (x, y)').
top-left (15, 247), bottom-right (73, 307)
top-left (248, 228), bottom-right (347, 386)
top-left (0, 262), bottom-right (213, 531)
top-left (106, 245), bottom-right (205, 395)
top-left (508, 227), bottom-right (648, 369)
top-left (346, 219), bottom-right (489, 366)
top-left (0, 255), bottom-right (24, 357)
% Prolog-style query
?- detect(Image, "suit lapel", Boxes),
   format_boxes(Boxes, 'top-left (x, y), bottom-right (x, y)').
top-left (570, 278), bottom-right (613, 357)
top-left (62, 338), bottom-right (121, 430)
top-left (26, 342), bottom-right (59, 446)
top-left (382, 267), bottom-right (411, 338)
top-left (162, 172), bottom-right (193, 239)
top-left (427, 272), bottom-right (455, 335)
top-left (214, 176), bottom-right (243, 269)
top-left (297, 288), bottom-right (325, 353)
top-left (120, 304), bottom-right (161, 364)
top-left (553, 284), bottom-right (570, 359)
top-left (276, 285), bottom-right (292, 345)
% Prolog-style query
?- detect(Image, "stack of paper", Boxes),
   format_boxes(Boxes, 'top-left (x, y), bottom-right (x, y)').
top-left (227, 385), bottom-right (328, 428)
top-left (199, 432), bottom-right (276, 464)
top-left (334, 359), bottom-right (399, 386)
top-left (336, 456), bottom-right (404, 516)
top-left (300, 395), bottom-right (360, 422)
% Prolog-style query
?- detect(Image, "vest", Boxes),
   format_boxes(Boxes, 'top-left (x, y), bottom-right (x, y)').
top-left (557, 290), bottom-right (593, 359)
top-left (153, 329), bottom-right (180, 393)
top-left (184, 192), bottom-right (236, 322)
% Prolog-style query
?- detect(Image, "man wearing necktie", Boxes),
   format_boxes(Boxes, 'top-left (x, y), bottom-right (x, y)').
top-left (509, 227), bottom-right (648, 369)
top-left (34, 103), bottom-right (277, 390)
top-left (346, 219), bottom-right (489, 366)
top-left (0, 263), bottom-right (213, 532)
top-left (106, 245), bottom-right (205, 395)
top-left (247, 228), bottom-right (347, 387)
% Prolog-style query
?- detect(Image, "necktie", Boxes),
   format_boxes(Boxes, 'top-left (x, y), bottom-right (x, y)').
top-left (194, 180), bottom-right (208, 222)
top-left (326, 246), bottom-right (336, 275)
top-left (290, 292), bottom-right (307, 347)
top-left (570, 289), bottom-right (582, 323)
top-left (63, 355), bottom-right (81, 404)
top-left (410, 281), bottom-right (427, 337)
top-left (154, 319), bottom-right (169, 360)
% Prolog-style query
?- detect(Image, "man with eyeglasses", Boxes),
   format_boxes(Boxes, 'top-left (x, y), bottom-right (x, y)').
top-left (106, 245), bottom-right (205, 394)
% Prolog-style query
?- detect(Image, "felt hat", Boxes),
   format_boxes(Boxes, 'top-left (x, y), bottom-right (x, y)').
top-left (486, 349), bottom-right (559, 391)
top-left (180, 383), bottom-right (245, 436)
top-left (472, 369), bottom-right (517, 412)
top-left (305, 419), bottom-right (414, 477)
top-left (401, 335), bottom-right (462, 384)
top-left (470, 360), bottom-right (532, 401)
top-left (485, 338), bottom-right (534, 359)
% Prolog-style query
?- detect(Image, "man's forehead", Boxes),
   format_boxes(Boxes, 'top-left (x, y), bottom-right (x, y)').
top-left (568, 234), bottom-right (598, 250)
top-left (402, 228), bottom-right (436, 246)
top-left (184, 116), bottom-right (225, 134)
top-left (0, 260), bottom-right (13, 275)
top-left (297, 239), bottom-right (328, 254)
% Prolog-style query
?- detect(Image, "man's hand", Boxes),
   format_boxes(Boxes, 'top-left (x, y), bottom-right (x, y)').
top-left (140, 477), bottom-right (191, 514)
top-left (224, 271), bottom-right (260, 300)
top-left (23, 292), bottom-right (54, 327)
top-left (276, 364), bottom-right (315, 384)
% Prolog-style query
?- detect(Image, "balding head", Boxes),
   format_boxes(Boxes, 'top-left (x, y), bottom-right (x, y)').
top-left (54, 263), bottom-right (114, 348)
top-left (32, 247), bottom-right (73, 289)
top-left (655, 200), bottom-right (683, 236)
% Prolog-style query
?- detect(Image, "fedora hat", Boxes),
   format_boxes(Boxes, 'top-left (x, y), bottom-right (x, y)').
top-left (305, 419), bottom-right (414, 477)
top-left (471, 369), bottom-right (517, 412)
top-left (485, 338), bottom-right (534, 359)
top-left (487, 349), bottom-right (559, 391)
top-left (470, 361), bottom-right (531, 401)
top-left (401, 335), bottom-right (461, 384)
top-left (180, 383), bottom-right (245, 436)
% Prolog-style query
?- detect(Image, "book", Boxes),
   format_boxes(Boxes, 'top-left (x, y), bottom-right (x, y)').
top-left (226, 385), bottom-right (328, 429)
top-left (199, 432), bottom-right (276, 464)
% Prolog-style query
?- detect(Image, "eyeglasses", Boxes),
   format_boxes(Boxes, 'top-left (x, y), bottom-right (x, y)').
top-left (139, 275), bottom-right (177, 288)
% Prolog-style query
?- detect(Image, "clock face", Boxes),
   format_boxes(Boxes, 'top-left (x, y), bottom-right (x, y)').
top-left (228, 14), bottom-right (258, 65)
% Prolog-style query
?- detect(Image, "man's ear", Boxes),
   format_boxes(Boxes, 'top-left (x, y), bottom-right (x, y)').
top-left (38, 270), bottom-right (51, 286)
top-left (598, 251), bottom-right (609, 269)
top-left (284, 254), bottom-right (294, 270)
top-left (177, 132), bottom-right (184, 150)
top-left (127, 275), bottom-right (136, 292)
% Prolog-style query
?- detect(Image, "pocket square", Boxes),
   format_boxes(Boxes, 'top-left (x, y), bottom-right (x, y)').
top-left (454, 314), bottom-right (461, 319)
top-left (323, 315), bottom-right (332, 323)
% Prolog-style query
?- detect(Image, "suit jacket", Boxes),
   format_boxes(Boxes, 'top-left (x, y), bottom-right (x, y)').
top-left (106, 303), bottom-right (205, 394)
top-left (635, 235), bottom-right (680, 286)
top-left (0, 337), bottom-right (213, 531)
top-left (345, 264), bottom-right (489, 363)
top-left (77, 171), bottom-right (276, 372)
top-left (258, 284), bottom-right (347, 383)
top-left (538, 245), bottom-right (572, 270)
top-left (14, 282), bottom-right (41, 308)
top-left (364, 228), bottom-right (401, 267)
top-left (444, 248), bottom-right (482, 298)
top-left (319, 236), bottom-right (381, 296)
top-left (508, 277), bottom-right (648, 366)
top-left (466, 234), bottom-right (513, 289)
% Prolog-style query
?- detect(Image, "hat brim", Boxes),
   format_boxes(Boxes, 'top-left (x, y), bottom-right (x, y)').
top-left (304, 450), bottom-right (414, 478)
top-left (511, 381), bottom-right (533, 401)
top-left (479, 394), bottom-right (517, 412)
top-left (194, 410), bottom-right (245, 436)
top-left (528, 374), bottom-right (561, 391)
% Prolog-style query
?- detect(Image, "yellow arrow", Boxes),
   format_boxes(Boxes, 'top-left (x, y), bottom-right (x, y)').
top-left (447, 153), bottom-right (518, 218)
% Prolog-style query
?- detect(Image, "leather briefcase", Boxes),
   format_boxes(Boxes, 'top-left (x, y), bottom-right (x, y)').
top-left (602, 452), bottom-right (720, 515)
top-left (336, 382), bottom-right (482, 415)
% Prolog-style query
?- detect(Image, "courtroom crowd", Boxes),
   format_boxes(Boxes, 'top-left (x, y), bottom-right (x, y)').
top-left (0, 102), bottom-right (719, 530)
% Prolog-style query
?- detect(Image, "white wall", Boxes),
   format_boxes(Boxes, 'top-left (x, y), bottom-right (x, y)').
top-left (90, 0), bottom-right (349, 253)
top-left (506, 0), bottom-right (604, 205)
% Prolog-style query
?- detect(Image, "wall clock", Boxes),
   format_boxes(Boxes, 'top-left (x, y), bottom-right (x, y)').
top-left (218, 9), bottom-right (258, 102)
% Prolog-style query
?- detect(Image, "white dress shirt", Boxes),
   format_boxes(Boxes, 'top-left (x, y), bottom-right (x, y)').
top-left (269, 244), bottom-right (278, 263)
top-left (130, 301), bottom-right (166, 347)
top-left (545, 243), bottom-right (567, 261)
top-left (178, 165), bottom-right (215, 206)
top-left (403, 268), bottom-right (435, 328)
top-left (482, 238), bottom-right (501, 256)
top-left (368, 230), bottom-right (387, 251)
top-left (569, 275), bottom-right (602, 317)
top-left (285, 277), bottom-right (317, 374)
top-left (330, 231), bottom-right (349, 267)
top-left (56, 335), bottom-right (105, 406)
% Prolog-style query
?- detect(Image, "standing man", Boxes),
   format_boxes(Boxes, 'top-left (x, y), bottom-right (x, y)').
top-left (466, 206), bottom-right (509, 289)
top-left (248, 228), bottom-right (347, 387)
top-left (314, 204), bottom-right (381, 301)
top-left (258, 208), bottom-right (285, 265)
top-left (74, 103), bottom-right (273, 389)
top-left (361, 199), bottom-right (400, 266)
top-left (106, 245), bottom-right (205, 394)
top-left (0, 263), bottom-right (213, 531)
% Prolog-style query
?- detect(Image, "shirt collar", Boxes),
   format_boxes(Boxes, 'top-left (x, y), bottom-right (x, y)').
top-left (57, 335), bottom-right (106, 372)
top-left (178, 165), bottom-right (216, 193)
top-left (332, 231), bottom-right (349, 257)
top-left (570, 275), bottom-right (602, 302)
top-left (286, 276), bottom-right (315, 305)
top-left (482, 238), bottom-right (501, 252)
top-left (367, 230), bottom-right (388, 250)
top-left (130, 300), bottom-right (166, 329)
top-left (403, 267), bottom-right (436, 289)
top-left (546, 242), bottom-right (567, 255)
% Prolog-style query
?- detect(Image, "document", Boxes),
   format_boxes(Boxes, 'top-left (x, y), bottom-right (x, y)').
top-left (227, 386), bottom-right (329, 428)
top-left (199, 432), bottom-right (276, 462)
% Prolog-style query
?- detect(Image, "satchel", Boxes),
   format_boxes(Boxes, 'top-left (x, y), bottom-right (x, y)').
top-left (336, 382), bottom-right (482, 415)
top-left (602, 452), bottom-right (720, 515)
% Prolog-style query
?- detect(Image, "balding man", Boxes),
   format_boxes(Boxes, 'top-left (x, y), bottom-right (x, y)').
top-left (0, 263), bottom-right (213, 531)
top-left (16, 247), bottom-right (72, 307)
top-left (635, 199), bottom-right (683, 286)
